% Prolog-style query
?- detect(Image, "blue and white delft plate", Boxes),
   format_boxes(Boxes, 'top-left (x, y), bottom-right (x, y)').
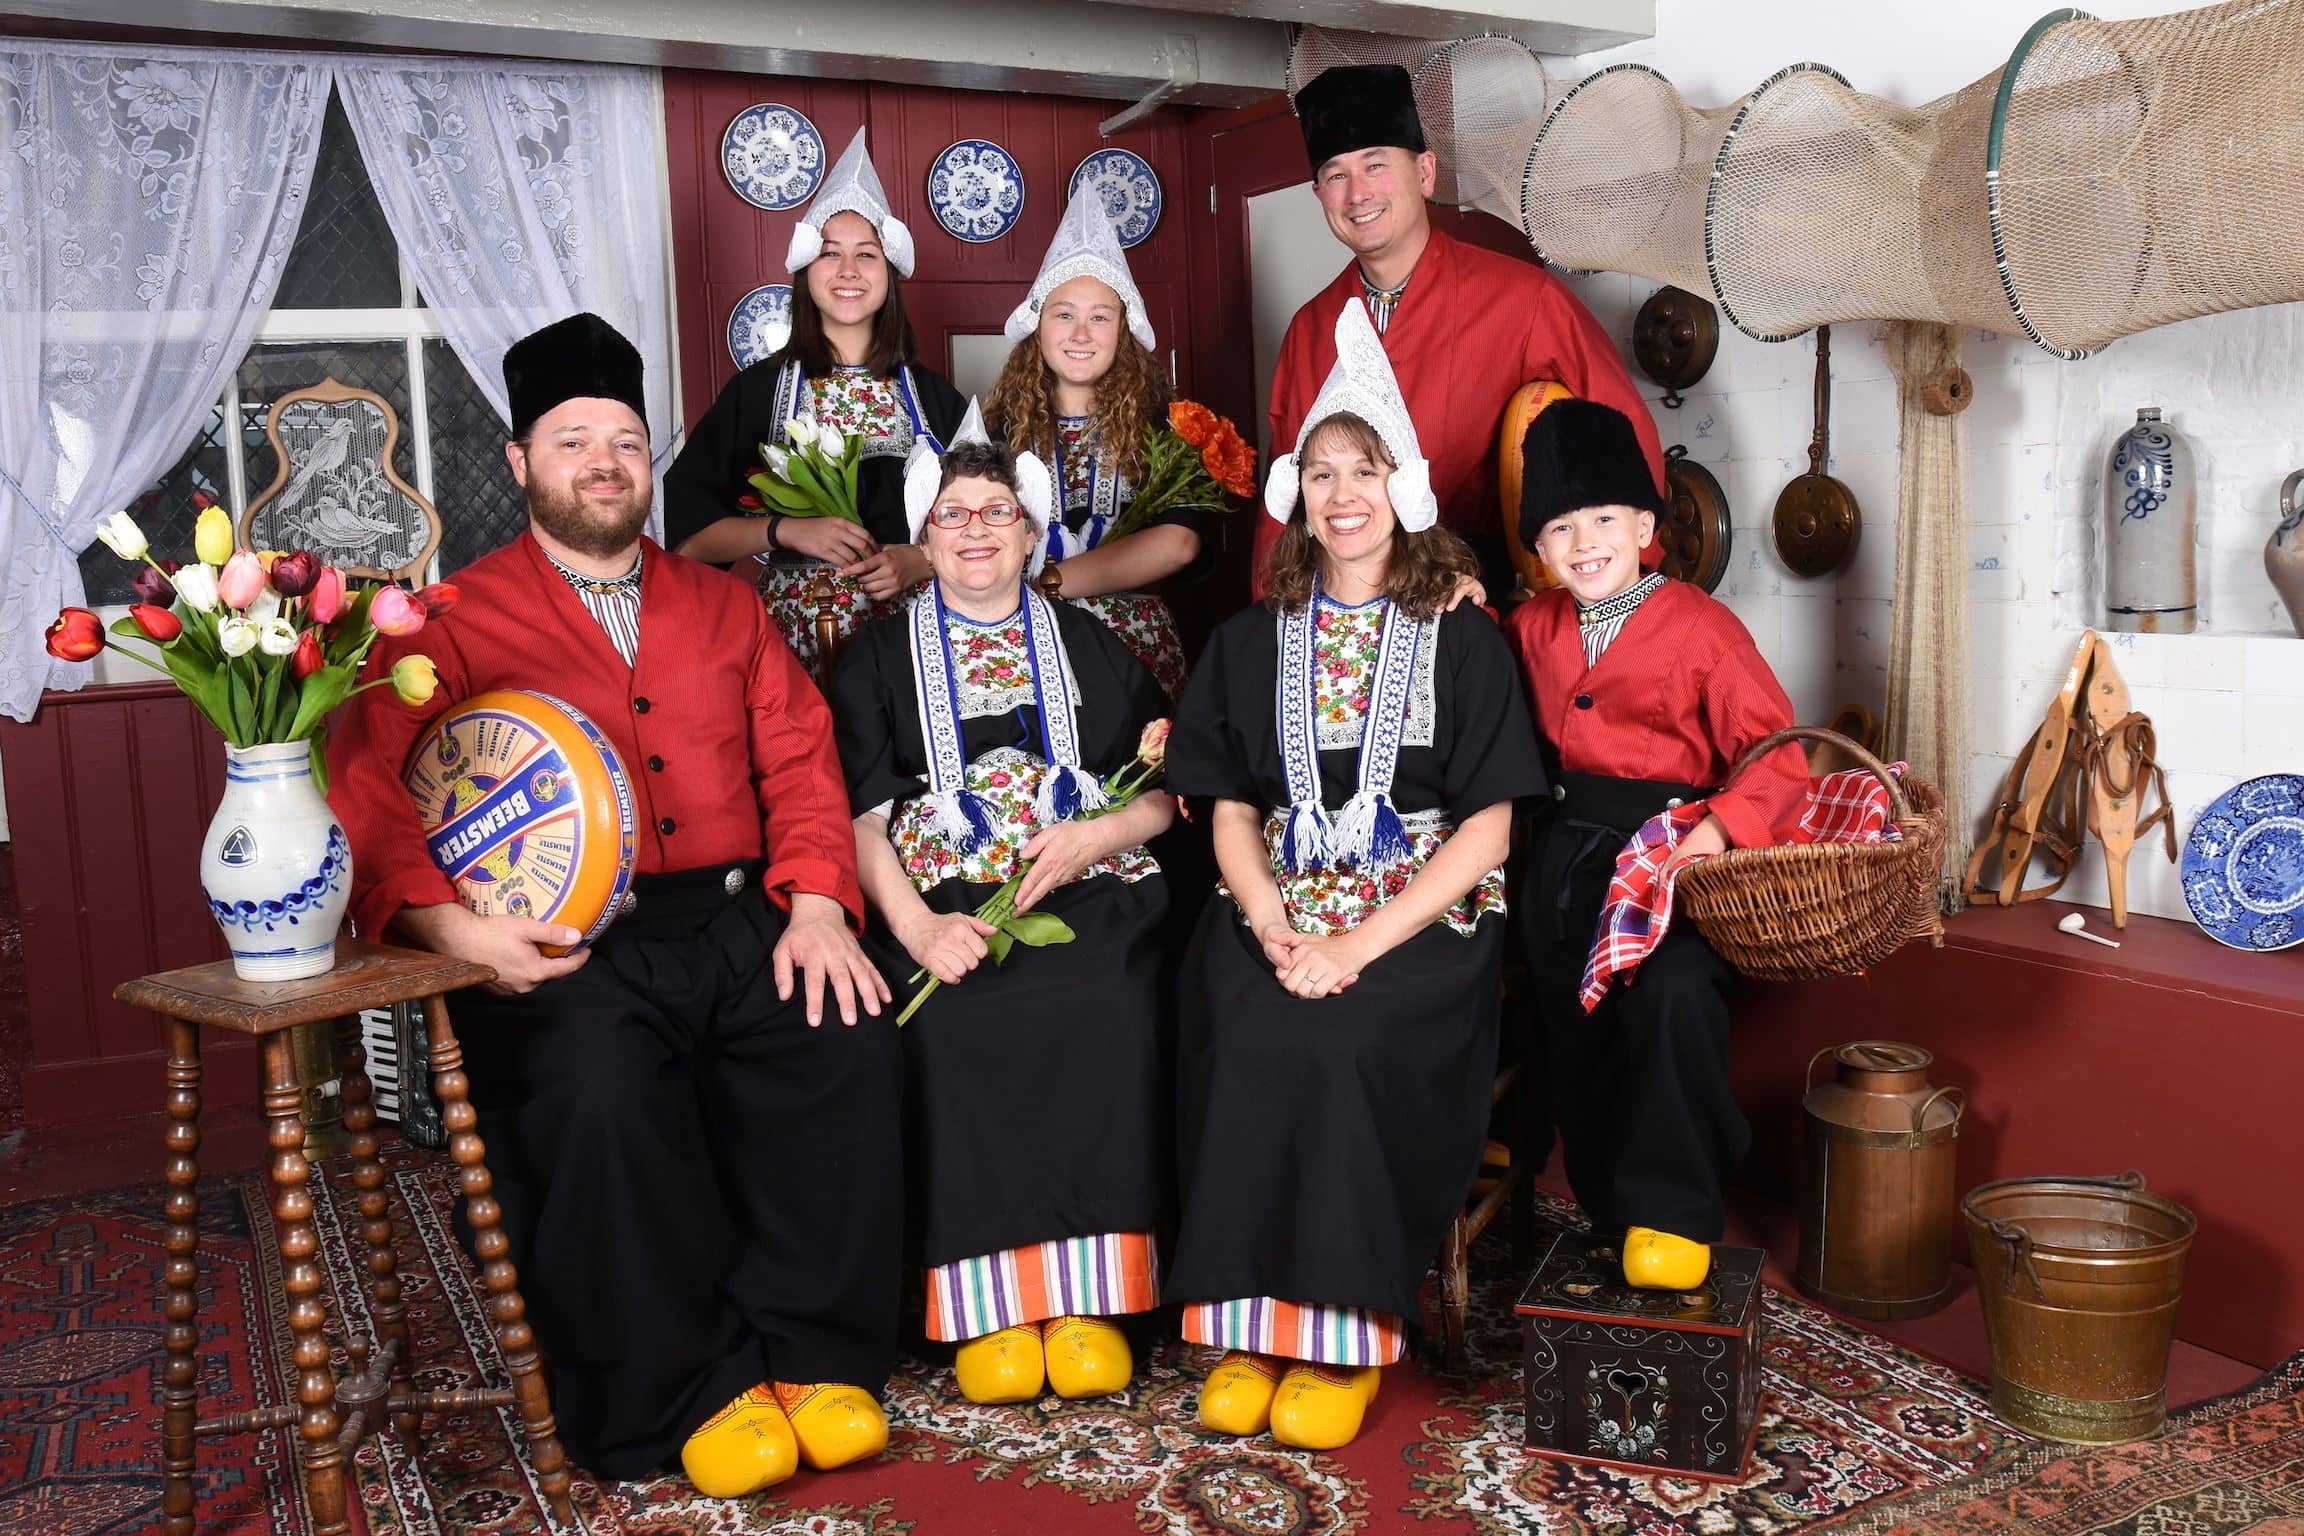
top-left (722, 104), bottom-right (825, 211)
top-left (1068, 148), bottom-right (1162, 248)
top-left (2180, 773), bottom-right (2304, 950)
top-left (927, 138), bottom-right (1025, 243)
top-left (726, 283), bottom-right (794, 369)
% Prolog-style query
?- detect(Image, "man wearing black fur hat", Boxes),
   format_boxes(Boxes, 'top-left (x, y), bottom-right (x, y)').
top-left (1255, 63), bottom-right (1666, 600)
top-left (1505, 398), bottom-right (1808, 1291)
top-left (326, 312), bottom-right (905, 1499)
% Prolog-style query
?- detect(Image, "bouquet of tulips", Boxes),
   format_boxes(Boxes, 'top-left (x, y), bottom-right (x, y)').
top-left (743, 417), bottom-right (862, 524)
top-left (46, 496), bottom-right (453, 788)
top-left (1101, 400), bottom-right (1256, 546)
top-left (897, 718), bottom-right (1170, 1025)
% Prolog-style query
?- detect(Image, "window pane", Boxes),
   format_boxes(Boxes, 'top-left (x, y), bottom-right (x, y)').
top-left (77, 405), bottom-right (228, 605)
top-left (425, 340), bottom-right (528, 575)
top-left (273, 91), bottom-right (402, 311)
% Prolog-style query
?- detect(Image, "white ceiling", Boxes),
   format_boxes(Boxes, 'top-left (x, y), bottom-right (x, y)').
top-left (3, 0), bottom-right (1653, 104)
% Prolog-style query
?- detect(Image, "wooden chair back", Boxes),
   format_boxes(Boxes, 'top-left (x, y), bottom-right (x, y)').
top-left (239, 378), bottom-right (443, 583)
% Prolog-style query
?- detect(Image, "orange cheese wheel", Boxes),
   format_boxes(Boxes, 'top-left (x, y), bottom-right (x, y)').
top-left (405, 690), bottom-right (637, 955)
top-left (1499, 379), bottom-right (1576, 598)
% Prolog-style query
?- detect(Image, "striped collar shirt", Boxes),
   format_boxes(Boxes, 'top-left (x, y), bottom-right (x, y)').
top-left (547, 547), bottom-right (643, 667)
top-left (1577, 571), bottom-right (1667, 669)
top-left (1359, 269), bottom-right (1410, 336)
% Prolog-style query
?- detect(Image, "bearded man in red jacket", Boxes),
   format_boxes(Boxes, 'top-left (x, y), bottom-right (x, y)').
top-left (327, 313), bottom-right (900, 1499)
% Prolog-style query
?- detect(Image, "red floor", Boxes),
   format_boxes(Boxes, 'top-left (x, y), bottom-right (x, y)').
top-left (3, 1103), bottom-right (2264, 1413)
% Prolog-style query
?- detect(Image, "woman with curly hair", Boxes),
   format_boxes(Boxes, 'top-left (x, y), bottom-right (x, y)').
top-left (1162, 302), bottom-right (1543, 1451)
top-left (986, 189), bottom-right (1210, 696)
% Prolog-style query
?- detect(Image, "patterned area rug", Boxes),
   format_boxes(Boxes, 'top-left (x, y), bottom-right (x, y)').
top-left (1823, 1350), bottom-right (2304, 1536)
top-left (2, 1144), bottom-right (2052, 1536)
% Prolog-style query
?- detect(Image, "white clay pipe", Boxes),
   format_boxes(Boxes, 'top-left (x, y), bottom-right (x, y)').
top-left (2058, 911), bottom-right (2122, 949)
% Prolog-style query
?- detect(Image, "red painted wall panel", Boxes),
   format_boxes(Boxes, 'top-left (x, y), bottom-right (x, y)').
top-left (664, 71), bottom-right (1207, 437)
top-left (1729, 901), bottom-right (2304, 1371)
top-left (2, 685), bottom-right (254, 1127)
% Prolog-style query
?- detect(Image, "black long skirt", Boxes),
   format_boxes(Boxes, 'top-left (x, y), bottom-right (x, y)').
top-left (874, 871), bottom-right (1171, 1268)
top-left (1166, 895), bottom-right (1503, 1326)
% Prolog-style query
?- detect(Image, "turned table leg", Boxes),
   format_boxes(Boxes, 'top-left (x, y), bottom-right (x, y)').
top-left (334, 1014), bottom-right (417, 1446)
top-left (263, 1031), bottom-right (347, 1536)
top-left (161, 1019), bottom-right (203, 1536)
top-left (424, 992), bottom-right (574, 1523)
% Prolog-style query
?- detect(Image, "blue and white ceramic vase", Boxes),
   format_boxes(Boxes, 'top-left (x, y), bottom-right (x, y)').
top-left (200, 741), bottom-right (351, 981)
top-left (2265, 468), bottom-right (2304, 638)
top-left (2103, 406), bottom-right (2196, 634)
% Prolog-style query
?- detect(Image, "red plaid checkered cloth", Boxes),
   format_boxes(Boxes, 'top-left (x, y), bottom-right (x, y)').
top-left (1577, 763), bottom-right (1906, 1011)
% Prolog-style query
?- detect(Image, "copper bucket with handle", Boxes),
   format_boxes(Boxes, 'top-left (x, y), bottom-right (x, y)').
top-left (1962, 1171), bottom-right (2195, 1443)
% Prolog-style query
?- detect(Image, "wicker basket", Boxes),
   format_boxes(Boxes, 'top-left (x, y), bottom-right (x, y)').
top-left (1676, 726), bottom-right (1946, 983)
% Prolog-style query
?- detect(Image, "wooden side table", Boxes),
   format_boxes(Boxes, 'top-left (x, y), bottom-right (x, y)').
top-left (116, 940), bottom-right (573, 1536)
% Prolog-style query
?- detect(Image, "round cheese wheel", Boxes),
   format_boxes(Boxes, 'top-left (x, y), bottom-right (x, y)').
top-left (405, 690), bottom-right (637, 955)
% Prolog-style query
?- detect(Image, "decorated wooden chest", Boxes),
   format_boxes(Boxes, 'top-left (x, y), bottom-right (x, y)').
top-left (1513, 1229), bottom-right (1766, 1481)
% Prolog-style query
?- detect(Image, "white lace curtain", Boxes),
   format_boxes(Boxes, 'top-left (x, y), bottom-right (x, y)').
top-left (0, 43), bottom-right (332, 720)
top-left (0, 45), bottom-right (675, 719)
top-left (337, 59), bottom-right (675, 516)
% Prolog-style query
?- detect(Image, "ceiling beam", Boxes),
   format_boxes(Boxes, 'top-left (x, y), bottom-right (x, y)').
top-left (1083, 0), bottom-right (1653, 53)
top-left (1, 0), bottom-right (1294, 106)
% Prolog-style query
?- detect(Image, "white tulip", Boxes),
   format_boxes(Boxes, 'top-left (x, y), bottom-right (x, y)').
top-left (815, 423), bottom-right (845, 460)
top-left (257, 617), bottom-right (298, 657)
top-left (94, 510), bottom-right (149, 561)
top-left (784, 416), bottom-right (814, 450)
top-left (218, 615), bottom-right (259, 657)
top-left (244, 587), bottom-right (282, 625)
top-left (766, 444), bottom-right (792, 478)
top-left (173, 563), bottom-right (220, 613)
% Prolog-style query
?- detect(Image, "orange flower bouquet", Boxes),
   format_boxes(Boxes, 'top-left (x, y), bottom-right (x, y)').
top-left (1102, 400), bottom-right (1256, 543)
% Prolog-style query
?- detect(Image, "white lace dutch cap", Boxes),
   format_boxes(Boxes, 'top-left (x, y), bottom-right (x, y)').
top-left (1262, 300), bottom-right (1436, 532)
top-left (785, 127), bottom-right (917, 279)
top-left (1002, 185), bottom-right (1156, 353)
top-left (904, 399), bottom-right (1057, 576)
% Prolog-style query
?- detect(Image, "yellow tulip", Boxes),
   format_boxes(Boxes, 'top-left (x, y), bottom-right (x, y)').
top-left (389, 653), bottom-right (440, 706)
top-left (193, 505), bottom-right (234, 566)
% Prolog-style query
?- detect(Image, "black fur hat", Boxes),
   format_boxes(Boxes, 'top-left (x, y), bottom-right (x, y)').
top-left (1296, 64), bottom-right (1427, 172)
top-left (503, 312), bottom-right (647, 440)
top-left (1518, 398), bottom-right (1664, 546)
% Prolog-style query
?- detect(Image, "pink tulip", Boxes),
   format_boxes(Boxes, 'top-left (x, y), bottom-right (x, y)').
top-left (216, 550), bottom-right (268, 609)
top-left (307, 565), bottom-right (346, 624)
top-left (370, 585), bottom-right (426, 636)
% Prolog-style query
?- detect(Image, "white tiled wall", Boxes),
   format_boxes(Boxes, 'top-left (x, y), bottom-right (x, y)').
top-left (1552, 0), bottom-right (2304, 923)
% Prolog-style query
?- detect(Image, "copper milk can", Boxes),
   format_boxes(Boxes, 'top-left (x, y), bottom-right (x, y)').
top-left (1796, 1041), bottom-right (1964, 1319)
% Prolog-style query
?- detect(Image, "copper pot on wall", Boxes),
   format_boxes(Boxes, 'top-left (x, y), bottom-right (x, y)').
top-left (1797, 1041), bottom-right (1964, 1319)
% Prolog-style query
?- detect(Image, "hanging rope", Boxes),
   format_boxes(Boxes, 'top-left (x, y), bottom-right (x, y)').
top-left (1876, 320), bottom-right (1972, 912)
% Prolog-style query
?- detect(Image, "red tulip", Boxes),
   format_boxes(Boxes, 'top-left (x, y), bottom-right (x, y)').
top-left (269, 549), bottom-right (320, 598)
top-left (291, 630), bottom-right (325, 679)
top-left (130, 560), bottom-right (180, 607)
top-left (369, 585), bottom-right (425, 636)
top-left (44, 607), bottom-right (104, 661)
top-left (307, 565), bottom-right (347, 624)
top-left (414, 581), bottom-right (459, 619)
top-left (738, 492), bottom-right (764, 510)
top-left (129, 603), bottom-right (183, 642)
top-left (189, 489), bottom-right (218, 511)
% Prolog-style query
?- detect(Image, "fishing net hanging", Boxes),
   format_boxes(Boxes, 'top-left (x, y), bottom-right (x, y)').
top-left (1284, 0), bottom-right (2304, 355)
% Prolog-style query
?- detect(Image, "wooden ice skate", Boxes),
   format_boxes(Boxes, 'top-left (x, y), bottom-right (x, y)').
top-left (1967, 632), bottom-right (2095, 905)
top-left (2075, 644), bottom-right (2176, 928)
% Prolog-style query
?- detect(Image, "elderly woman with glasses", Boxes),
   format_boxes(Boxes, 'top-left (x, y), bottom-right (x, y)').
top-left (827, 404), bottom-right (1176, 1408)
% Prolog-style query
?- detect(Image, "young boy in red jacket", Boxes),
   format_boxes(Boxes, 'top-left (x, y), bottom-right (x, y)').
top-left (1507, 399), bottom-right (1808, 1289)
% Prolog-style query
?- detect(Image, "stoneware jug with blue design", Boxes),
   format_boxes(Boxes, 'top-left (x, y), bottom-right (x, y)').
top-left (2266, 468), bottom-right (2304, 638)
top-left (2103, 407), bottom-right (2196, 634)
top-left (199, 741), bottom-right (351, 981)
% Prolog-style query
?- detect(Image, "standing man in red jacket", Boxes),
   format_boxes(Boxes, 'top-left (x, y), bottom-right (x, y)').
top-left (1259, 63), bottom-right (1665, 598)
top-left (326, 313), bottom-right (901, 1500)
